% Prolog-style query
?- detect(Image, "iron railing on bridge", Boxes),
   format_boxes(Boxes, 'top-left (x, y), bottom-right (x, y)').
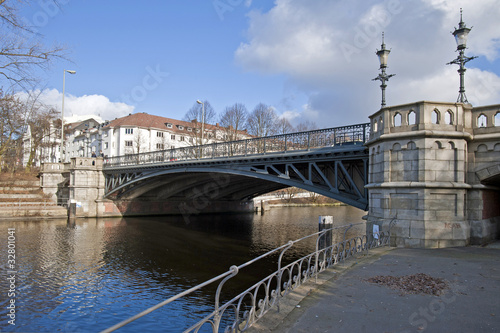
top-left (101, 221), bottom-right (391, 333)
top-left (104, 123), bottom-right (370, 168)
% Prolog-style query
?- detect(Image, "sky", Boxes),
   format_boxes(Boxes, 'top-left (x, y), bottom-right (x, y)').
top-left (15, 0), bottom-right (500, 128)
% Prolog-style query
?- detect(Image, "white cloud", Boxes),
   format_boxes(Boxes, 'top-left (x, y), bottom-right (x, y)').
top-left (16, 89), bottom-right (134, 124)
top-left (280, 110), bottom-right (301, 122)
top-left (236, 0), bottom-right (500, 126)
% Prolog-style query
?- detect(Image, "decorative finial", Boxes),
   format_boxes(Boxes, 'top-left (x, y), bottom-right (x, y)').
top-left (458, 8), bottom-right (466, 29)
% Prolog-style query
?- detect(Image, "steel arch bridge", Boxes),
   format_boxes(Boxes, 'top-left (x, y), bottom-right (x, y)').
top-left (103, 124), bottom-right (370, 210)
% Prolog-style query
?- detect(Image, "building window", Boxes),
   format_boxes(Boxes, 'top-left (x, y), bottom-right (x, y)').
top-left (125, 128), bottom-right (134, 134)
top-left (125, 140), bottom-right (133, 147)
top-left (156, 143), bottom-right (164, 150)
top-left (431, 110), bottom-right (440, 124)
top-left (167, 123), bottom-right (173, 128)
top-left (180, 136), bottom-right (185, 141)
top-left (171, 135), bottom-right (175, 140)
top-left (157, 131), bottom-right (164, 137)
top-left (104, 142), bottom-right (109, 149)
top-left (478, 114), bottom-right (487, 127)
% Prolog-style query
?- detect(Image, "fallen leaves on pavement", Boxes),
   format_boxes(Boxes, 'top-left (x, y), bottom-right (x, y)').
top-left (366, 273), bottom-right (449, 296)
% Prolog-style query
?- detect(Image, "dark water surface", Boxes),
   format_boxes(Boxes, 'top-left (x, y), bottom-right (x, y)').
top-left (0, 206), bottom-right (365, 332)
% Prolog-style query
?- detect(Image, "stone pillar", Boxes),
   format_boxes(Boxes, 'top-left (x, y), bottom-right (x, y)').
top-left (40, 162), bottom-right (70, 206)
top-left (69, 157), bottom-right (105, 217)
top-left (366, 101), bottom-right (472, 248)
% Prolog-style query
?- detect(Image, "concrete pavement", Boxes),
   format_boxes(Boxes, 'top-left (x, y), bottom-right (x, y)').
top-left (248, 244), bottom-right (500, 333)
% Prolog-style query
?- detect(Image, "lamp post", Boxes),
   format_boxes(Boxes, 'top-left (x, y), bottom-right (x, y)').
top-left (196, 100), bottom-right (205, 145)
top-left (447, 9), bottom-right (477, 104)
top-left (98, 126), bottom-right (103, 157)
top-left (372, 33), bottom-right (395, 108)
top-left (60, 69), bottom-right (76, 162)
top-left (85, 131), bottom-right (91, 157)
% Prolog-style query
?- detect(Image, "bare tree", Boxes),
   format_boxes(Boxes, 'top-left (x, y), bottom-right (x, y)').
top-left (276, 117), bottom-right (294, 135)
top-left (246, 103), bottom-right (278, 137)
top-left (219, 103), bottom-right (248, 142)
top-left (183, 100), bottom-right (217, 146)
top-left (295, 120), bottom-right (318, 132)
top-left (0, 91), bottom-right (24, 170)
top-left (276, 187), bottom-right (301, 203)
top-left (0, 0), bottom-right (66, 89)
top-left (133, 129), bottom-right (147, 154)
top-left (25, 105), bottom-right (58, 170)
top-left (307, 191), bottom-right (320, 203)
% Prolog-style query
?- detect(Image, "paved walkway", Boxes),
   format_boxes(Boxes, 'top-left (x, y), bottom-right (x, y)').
top-left (247, 244), bottom-right (500, 333)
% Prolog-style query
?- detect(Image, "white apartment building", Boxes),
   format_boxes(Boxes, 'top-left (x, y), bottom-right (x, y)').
top-left (23, 112), bottom-right (251, 165)
top-left (99, 112), bottom-right (250, 158)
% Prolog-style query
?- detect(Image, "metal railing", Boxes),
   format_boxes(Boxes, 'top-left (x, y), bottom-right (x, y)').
top-left (101, 221), bottom-right (390, 333)
top-left (104, 123), bottom-right (370, 168)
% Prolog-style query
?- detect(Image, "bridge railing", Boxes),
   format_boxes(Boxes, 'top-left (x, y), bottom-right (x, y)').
top-left (104, 123), bottom-right (370, 168)
top-left (101, 221), bottom-right (391, 333)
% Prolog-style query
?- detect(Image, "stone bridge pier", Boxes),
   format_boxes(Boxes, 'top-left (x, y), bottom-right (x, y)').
top-left (366, 101), bottom-right (500, 248)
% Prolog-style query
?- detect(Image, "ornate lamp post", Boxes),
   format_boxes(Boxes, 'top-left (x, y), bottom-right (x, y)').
top-left (60, 69), bottom-right (76, 162)
top-left (447, 9), bottom-right (477, 104)
top-left (373, 33), bottom-right (395, 108)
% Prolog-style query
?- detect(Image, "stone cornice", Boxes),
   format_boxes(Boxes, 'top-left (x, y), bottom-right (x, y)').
top-left (365, 181), bottom-right (472, 189)
top-left (366, 130), bottom-right (473, 145)
top-left (471, 132), bottom-right (500, 142)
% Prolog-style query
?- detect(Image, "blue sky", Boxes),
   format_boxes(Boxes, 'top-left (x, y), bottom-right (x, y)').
top-left (17, 0), bottom-right (500, 128)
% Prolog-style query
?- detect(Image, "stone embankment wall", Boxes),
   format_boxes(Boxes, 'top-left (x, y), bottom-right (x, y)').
top-left (0, 178), bottom-right (66, 219)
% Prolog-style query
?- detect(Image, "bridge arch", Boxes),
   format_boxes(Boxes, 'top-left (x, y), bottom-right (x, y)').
top-left (105, 163), bottom-right (369, 210)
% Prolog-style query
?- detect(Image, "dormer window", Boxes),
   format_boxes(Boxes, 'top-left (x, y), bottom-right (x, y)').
top-left (166, 123), bottom-right (173, 128)
top-left (178, 125), bottom-right (184, 130)
top-left (187, 127), bottom-right (192, 132)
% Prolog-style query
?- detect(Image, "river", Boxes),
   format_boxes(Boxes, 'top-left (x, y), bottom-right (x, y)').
top-left (0, 206), bottom-right (366, 332)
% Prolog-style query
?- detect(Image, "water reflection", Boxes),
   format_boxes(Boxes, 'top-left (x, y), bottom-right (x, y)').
top-left (0, 206), bottom-right (365, 332)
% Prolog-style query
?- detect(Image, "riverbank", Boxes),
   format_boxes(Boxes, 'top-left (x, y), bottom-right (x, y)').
top-left (248, 244), bottom-right (500, 332)
top-left (254, 193), bottom-right (346, 212)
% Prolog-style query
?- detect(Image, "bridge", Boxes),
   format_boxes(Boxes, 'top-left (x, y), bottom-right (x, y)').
top-left (40, 100), bottom-right (500, 248)
top-left (102, 123), bottom-right (370, 210)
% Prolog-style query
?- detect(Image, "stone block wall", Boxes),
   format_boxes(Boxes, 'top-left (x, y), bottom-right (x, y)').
top-left (366, 101), bottom-right (499, 248)
top-left (39, 163), bottom-right (70, 205)
top-left (68, 157), bottom-right (105, 217)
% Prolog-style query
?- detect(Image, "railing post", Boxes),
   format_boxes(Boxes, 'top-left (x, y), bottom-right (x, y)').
top-left (284, 134), bottom-right (287, 152)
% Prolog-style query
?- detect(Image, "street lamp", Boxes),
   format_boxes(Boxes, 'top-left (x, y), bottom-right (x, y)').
top-left (60, 69), bottom-right (76, 162)
top-left (196, 100), bottom-right (205, 145)
top-left (372, 33), bottom-right (395, 108)
top-left (447, 8), bottom-right (477, 104)
top-left (85, 131), bottom-right (90, 157)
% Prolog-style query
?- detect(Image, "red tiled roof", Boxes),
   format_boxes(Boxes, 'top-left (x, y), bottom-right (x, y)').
top-left (104, 112), bottom-right (248, 135)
